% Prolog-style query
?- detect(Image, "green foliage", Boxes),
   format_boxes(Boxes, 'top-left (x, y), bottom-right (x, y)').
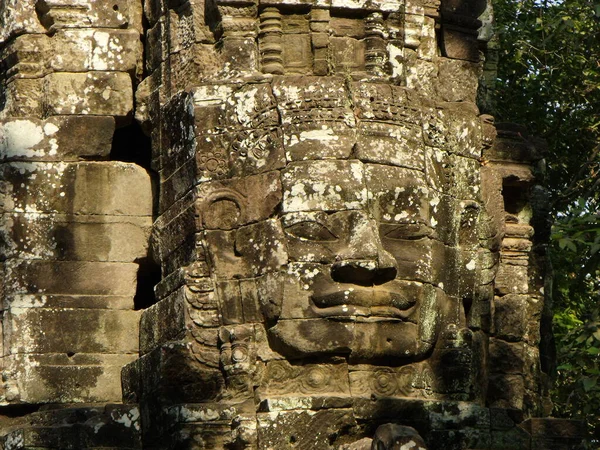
top-left (492, 0), bottom-right (600, 442)
top-left (493, 0), bottom-right (600, 211)
top-left (550, 202), bottom-right (600, 442)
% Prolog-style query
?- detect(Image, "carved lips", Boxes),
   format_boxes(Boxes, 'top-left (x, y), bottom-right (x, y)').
top-left (310, 284), bottom-right (418, 322)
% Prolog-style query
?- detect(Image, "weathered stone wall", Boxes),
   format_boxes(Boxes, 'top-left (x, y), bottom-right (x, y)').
top-left (0, 0), bottom-right (587, 449)
top-left (0, 0), bottom-right (151, 443)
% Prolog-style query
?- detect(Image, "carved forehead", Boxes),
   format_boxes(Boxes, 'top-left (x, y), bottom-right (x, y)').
top-left (189, 79), bottom-right (483, 164)
top-left (281, 160), bottom-right (431, 223)
top-left (180, 80), bottom-right (484, 220)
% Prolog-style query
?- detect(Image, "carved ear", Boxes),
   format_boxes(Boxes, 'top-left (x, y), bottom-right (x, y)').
top-left (199, 189), bottom-right (247, 230)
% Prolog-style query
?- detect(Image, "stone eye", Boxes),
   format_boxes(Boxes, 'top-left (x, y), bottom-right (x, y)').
top-left (382, 223), bottom-right (431, 240)
top-left (285, 221), bottom-right (337, 242)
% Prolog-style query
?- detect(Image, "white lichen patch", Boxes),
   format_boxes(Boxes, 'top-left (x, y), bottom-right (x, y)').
top-left (11, 294), bottom-right (47, 308)
top-left (234, 87), bottom-right (259, 126)
top-left (192, 85), bottom-right (234, 107)
top-left (299, 127), bottom-right (339, 142)
top-left (264, 397), bottom-right (313, 411)
top-left (0, 120), bottom-right (45, 158)
top-left (3, 430), bottom-right (24, 450)
top-left (112, 407), bottom-right (141, 431)
top-left (47, 138), bottom-right (59, 156)
top-left (43, 123), bottom-right (59, 136)
top-left (387, 43), bottom-right (404, 78)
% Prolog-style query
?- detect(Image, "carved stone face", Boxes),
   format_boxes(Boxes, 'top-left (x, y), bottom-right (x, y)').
top-left (270, 159), bottom-right (446, 363)
top-left (196, 78), bottom-right (480, 366)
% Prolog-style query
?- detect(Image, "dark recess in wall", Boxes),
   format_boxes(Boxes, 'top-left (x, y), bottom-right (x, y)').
top-left (110, 121), bottom-right (153, 169)
top-left (111, 121), bottom-right (161, 309)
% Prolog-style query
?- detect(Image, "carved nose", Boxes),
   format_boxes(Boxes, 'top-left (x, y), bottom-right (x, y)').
top-left (331, 258), bottom-right (397, 286)
top-left (330, 217), bottom-right (399, 285)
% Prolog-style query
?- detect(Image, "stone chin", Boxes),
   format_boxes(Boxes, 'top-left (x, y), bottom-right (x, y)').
top-left (268, 319), bottom-right (433, 364)
top-left (267, 283), bottom-right (442, 364)
top-left (267, 271), bottom-right (444, 363)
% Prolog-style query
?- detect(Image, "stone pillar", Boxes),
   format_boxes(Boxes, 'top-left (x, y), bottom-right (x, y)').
top-left (365, 12), bottom-right (386, 76)
top-left (0, 0), bottom-right (151, 446)
top-left (259, 7), bottom-right (284, 75)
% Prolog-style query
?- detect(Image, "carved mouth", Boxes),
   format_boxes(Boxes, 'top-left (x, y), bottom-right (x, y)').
top-left (310, 288), bottom-right (417, 322)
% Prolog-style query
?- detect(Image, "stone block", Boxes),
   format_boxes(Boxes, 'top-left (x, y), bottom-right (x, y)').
top-left (49, 29), bottom-right (142, 73)
top-left (0, 0), bottom-right (44, 44)
top-left (43, 72), bottom-right (133, 118)
top-left (139, 287), bottom-right (189, 354)
top-left (0, 162), bottom-right (153, 216)
top-left (436, 59), bottom-right (480, 103)
top-left (434, 104), bottom-right (482, 159)
top-left (160, 237), bottom-right (198, 276)
top-left (0, 404), bottom-right (141, 449)
top-left (351, 397), bottom-right (434, 424)
top-left (5, 260), bottom-right (139, 296)
top-left (448, 155), bottom-right (482, 200)
top-left (204, 220), bottom-right (287, 281)
top-left (273, 76), bottom-right (354, 126)
top-left (0, 78), bottom-right (44, 118)
top-left (487, 374), bottom-right (525, 410)
top-left (489, 131), bottom-right (540, 163)
top-left (144, 0), bottom-right (166, 27)
top-left (282, 160), bottom-right (367, 212)
top-left (493, 294), bottom-right (527, 341)
top-left (257, 409), bottom-right (357, 449)
top-left (521, 418), bottom-right (586, 450)
top-left (139, 286), bottom-right (220, 354)
top-left (1, 33), bottom-right (51, 81)
top-left (489, 339), bottom-right (525, 374)
top-left (196, 129), bottom-right (286, 181)
top-left (146, 17), bottom-right (169, 72)
top-left (158, 157), bottom-right (197, 213)
top-left (495, 263), bottom-right (530, 295)
top-left (0, 213), bottom-right (151, 262)
top-left (440, 27), bottom-right (480, 62)
top-left (0, 30), bottom-right (140, 81)
top-left (281, 33), bottom-right (313, 73)
top-left (330, 36), bottom-right (365, 73)
top-left (259, 360), bottom-right (350, 397)
top-left (1, 353), bottom-right (137, 404)
top-left (490, 426), bottom-right (532, 450)
top-left (4, 307), bottom-right (141, 354)
top-left (124, 342), bottom-right (225, 404)
top-left (195, 171), bottom-right (282, 229)
top-left (6, 293), bottom-right (136, 310)
top-left (36, 0), bottom-right (135, 31)
top-left (364, 164), bottom-right (430, 224)
top-left (152, 197), bottom-right (197, 260)
top-left (282, 125), bottom-right (355, 162)
top-left (219, 37), bottom-right (258, 75)
top-left (355, 123), bottom-right (424, 170)
top-left (0, 116), bottom-right (115, 162)
top-left (349, 365), bottom-right (419, 399)
top-left (405, 56), bottom-right (438, 100)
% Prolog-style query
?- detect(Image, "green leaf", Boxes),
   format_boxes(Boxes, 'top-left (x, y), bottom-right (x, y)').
top-left (582, 377), bottom-right (597, 392)
top-left (557, 363), bottom-right (575, 370)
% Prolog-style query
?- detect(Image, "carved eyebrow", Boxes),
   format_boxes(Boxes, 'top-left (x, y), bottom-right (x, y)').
top-left (284, 221), bottom-right (338, 242)
top-left (280, 211), bottom-right (329, 228)
top-left (380, 223), bottom-right (433, 240)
